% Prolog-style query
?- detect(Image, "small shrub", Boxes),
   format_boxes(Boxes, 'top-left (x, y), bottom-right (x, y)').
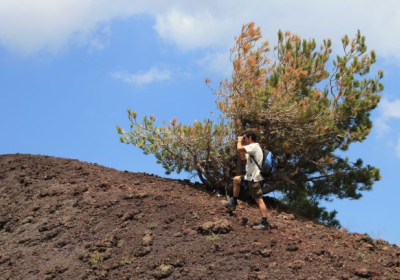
top-left (357, 252), bottom-right (366, 259)
top-left (206, 233), bottom-right (221, 241)
top-left (147, 223), bottom-right (158, 229)
top-left (89, 255), bottom-right (104, 265)
top-left (122, 257), bottom-right (131, 265)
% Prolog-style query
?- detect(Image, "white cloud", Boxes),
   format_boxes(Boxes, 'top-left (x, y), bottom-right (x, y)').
top-left (375, 98), bottom-right (400, 158)
top-left (111, 67), bottom-right (171, 86)
top-left (89, 25), bottom-right (111, 52)
top-left (0, 0), bottom-right (142, 55)
top-left (2, 0), bottom-right (400, 63)
top-left (197, 51), bottom-right (232, 76)
top-left (375, 99), bottom-right (400, 135)
top-left (379, 99), bottom-right (400, 120)
top-left (154, 9), bottom-right (233, 51)
top-left (374, 118), bottom-right (391, 136)
top-left (151, 0), bottom-right (400, 61)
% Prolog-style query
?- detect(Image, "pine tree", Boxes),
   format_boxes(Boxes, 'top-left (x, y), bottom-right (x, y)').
top-left (117, 23), bottom-right (383, 226)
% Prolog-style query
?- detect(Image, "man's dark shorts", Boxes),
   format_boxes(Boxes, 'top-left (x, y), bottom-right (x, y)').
top-left (240, 176), bottom-right (263, 199)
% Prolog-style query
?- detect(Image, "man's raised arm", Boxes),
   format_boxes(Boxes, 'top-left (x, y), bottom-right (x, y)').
top-left (237, 136), bottom-right (246, 160)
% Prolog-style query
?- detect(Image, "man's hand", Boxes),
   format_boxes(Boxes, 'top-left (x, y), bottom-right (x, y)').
top-left (238, 136), bottom-right (244, 142)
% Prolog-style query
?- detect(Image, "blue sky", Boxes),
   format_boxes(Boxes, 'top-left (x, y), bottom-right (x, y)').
top-left (1, 1), bottom-right (400, 245)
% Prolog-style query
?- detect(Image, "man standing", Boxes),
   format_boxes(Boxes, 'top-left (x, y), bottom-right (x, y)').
top-left (222, 131), bottom-right (271, 230)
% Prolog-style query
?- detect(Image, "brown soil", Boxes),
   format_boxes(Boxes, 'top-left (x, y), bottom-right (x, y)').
top-left (1, 154), bottom-right (400, 280)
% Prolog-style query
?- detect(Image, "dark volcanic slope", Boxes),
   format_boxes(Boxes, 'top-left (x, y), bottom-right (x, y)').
top-left (1, 154), bottom-right (399, 280)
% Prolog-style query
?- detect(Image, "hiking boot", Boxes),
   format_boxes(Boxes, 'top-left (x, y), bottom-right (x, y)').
top-left (222, 198), bottom-right (237, 210)
top-left (252, 222), bottom-right (271, 230)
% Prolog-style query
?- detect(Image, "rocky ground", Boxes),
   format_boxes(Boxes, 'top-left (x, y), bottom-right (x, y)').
top-left (1, 154), bottom-right (400, 280)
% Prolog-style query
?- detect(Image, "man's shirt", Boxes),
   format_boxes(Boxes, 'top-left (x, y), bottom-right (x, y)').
top-left (244, 143), bottom-right (264, 182)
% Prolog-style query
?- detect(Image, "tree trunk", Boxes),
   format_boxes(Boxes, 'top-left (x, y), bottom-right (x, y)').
top-left (236, 157), bottom-right (242, 176)
top-left (265, 121), bottom-right (270, 150)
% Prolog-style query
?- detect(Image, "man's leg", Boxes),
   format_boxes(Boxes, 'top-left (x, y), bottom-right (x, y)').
top-left (254, 197), bottom-right (268, 218)
top-left (222, 176), bottom-right (242, 210)
top-left (250, 181), bottom-right (271, 230)
top-left (232, 176), bottom-right (241, 198)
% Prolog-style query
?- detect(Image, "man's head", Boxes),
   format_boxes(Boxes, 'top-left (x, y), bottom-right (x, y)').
top-left (242, 131), bottom-right (257, 144)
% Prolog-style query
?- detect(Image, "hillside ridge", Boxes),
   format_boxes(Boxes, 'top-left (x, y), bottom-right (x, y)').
top-left (1, 154), bottom-right (399, 280)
